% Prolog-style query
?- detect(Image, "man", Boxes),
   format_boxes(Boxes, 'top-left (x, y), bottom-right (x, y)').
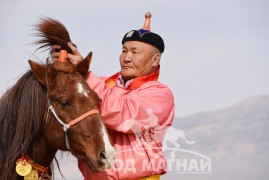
top-left (52, 12), bottom-right (174, 180)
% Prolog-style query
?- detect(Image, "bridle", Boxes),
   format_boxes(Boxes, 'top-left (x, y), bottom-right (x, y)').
top-left (47, 104), bottom-right (99, 149)
top-left (45, 62), bottom-right (99, 149)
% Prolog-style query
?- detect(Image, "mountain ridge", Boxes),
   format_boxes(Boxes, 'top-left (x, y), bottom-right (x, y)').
top-left (162, 94), bottom-right (269, 179)
top-left (168, 94), bottom-right (269, 159)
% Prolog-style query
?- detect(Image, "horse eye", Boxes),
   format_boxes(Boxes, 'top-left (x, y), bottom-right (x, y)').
top-left (61, 101), bottom-right (71, 107)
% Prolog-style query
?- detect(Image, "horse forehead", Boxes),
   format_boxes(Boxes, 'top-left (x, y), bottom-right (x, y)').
top-left (77, 83), bottom-right (90, 97)
top-left (53, 61), bottom-right (75, 73)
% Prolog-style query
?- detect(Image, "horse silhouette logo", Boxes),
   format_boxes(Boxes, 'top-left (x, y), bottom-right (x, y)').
top-left (163, 126), bottom-right (196, 158)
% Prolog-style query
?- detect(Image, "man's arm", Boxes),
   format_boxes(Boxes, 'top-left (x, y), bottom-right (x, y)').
top-left (86, 71), bottom-right (175, 133)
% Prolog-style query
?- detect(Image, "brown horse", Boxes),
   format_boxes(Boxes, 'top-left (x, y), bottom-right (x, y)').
top-left (0, 18), bottom-right (115, 179)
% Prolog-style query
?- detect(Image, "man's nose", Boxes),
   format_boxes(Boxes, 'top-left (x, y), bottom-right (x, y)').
top-left (124, 52), bottom-right (132, 62)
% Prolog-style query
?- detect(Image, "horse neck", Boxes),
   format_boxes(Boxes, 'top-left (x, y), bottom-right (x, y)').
top-left (28, 135), bottom-right (58, 169)
top-left (0, 70), bottom-right (57, 179)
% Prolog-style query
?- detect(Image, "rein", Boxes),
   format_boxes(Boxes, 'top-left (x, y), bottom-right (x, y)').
top-left (45, 61), bottom-right (99, 149)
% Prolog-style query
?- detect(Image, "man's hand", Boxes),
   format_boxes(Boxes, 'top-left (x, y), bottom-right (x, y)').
top-left (67, 42), bottom-right (83, 66)
top-left (51, 42), bottom-right (83, 66)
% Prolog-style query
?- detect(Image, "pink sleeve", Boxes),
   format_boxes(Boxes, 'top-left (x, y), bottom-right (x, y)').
top-left (86, 72), bottom-right (175, 133)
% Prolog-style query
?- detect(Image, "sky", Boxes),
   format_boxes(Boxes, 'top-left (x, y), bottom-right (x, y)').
top-left (0, 0), bottom-right (268, 117)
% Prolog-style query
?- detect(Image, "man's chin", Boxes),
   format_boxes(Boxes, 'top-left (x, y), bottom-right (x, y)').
top-left (121, 73), bottom-right (136, 81)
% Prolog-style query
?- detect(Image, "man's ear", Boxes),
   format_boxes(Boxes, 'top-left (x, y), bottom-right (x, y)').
top-left (28, 60), bottom-right (46, 86)
top-left (152, 53), bottom-right (160, 67)
top-left (76, 51), bottom-right (92, 78)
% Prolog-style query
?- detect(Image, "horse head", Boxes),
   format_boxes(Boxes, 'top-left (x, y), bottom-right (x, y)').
top-left (28, 53), bottom-right (115, 172)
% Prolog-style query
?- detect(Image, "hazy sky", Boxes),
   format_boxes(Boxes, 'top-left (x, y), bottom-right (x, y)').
top-left (0, 0), bottom-right (268, 117)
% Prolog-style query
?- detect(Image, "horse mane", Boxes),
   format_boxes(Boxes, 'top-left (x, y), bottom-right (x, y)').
top-left (0, 69), bottom-right (47, 176)
top-left (0, 17), bottom-right (77, 178)
top-left (33, 17), bottom-right (76, 53)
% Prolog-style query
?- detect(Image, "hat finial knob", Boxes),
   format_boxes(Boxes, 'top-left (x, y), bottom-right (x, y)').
top-left (142, 12), bottom-right (152, 31)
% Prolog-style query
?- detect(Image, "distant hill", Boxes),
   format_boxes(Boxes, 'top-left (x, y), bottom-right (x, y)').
top-left (171, 94), bottom-right (269, 157)
top-left (162, 94), bottom-right (269, 180)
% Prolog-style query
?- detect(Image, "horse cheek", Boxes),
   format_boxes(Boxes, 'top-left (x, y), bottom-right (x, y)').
top-left (44, 118), bottom-right (66, 150)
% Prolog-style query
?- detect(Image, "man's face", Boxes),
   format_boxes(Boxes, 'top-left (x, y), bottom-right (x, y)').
top-left (119, 41), bottom-right (160, 81)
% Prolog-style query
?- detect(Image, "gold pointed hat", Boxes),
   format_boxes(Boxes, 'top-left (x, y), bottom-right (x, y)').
top-left (142, 12), bottom-right (152, 31)
top-left (122, 12), bottom-right (165, 53)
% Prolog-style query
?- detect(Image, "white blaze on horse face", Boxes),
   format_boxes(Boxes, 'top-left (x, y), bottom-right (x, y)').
top-left (77, 83), bottom-right (89, 97)
top-left (101, 122), bottom-right (115, 166)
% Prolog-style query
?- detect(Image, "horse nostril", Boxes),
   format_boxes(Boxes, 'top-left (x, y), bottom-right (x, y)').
top-left (100, 150), bottom-right (107, 161)
top-left (98, 150), bottom-right (115, 169)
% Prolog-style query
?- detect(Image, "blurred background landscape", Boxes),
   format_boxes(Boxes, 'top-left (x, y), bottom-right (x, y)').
top-left (162, 94), bottom-right (269, 179)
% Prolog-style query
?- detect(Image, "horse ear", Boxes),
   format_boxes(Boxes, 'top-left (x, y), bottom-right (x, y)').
top-left (76, 52), bottom-right (92, 78)
top-left (28, 60), bottom-right (46, 86)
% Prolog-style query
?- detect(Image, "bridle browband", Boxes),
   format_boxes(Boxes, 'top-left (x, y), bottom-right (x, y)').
top-left (45, 61), bottom-right (99, 149)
